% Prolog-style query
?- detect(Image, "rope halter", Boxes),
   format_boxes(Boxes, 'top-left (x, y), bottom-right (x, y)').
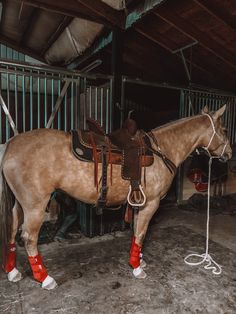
top-left (202, 113), bottom-right (228, 158)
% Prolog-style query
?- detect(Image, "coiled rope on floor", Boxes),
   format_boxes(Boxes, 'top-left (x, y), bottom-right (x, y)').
top-left (184, 157), bottom-right (222, 275)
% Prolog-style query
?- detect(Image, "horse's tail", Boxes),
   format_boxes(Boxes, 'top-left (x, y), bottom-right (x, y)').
top-left (0, 143), bottom-right (15, 270)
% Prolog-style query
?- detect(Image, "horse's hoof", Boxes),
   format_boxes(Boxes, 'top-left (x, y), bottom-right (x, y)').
top-left (42, 275), bottom-right (57, 290)
top-left (7, 268), bottom-right (22, 282)
top-left (140, 259), bottom-right (147, 269)
top-left (133, 266), bottom-right (147, 279)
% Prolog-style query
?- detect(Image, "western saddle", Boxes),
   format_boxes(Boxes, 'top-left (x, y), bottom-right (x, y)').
top-left (71, 117), bottom-right (176, 214)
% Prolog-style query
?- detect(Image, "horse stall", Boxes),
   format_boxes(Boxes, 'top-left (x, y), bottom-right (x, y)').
top-left (0, 0), bottom-right (236, 313)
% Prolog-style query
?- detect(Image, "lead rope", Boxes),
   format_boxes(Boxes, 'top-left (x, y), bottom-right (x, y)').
top-left (184, 156), bottom-right (222, 275)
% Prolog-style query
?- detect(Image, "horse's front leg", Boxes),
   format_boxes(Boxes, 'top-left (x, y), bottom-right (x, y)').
top-left (129, 198), bottom-right (160, 279)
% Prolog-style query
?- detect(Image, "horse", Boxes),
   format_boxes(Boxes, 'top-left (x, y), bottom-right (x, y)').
top-left (0, 105), bottom-right (232, 290)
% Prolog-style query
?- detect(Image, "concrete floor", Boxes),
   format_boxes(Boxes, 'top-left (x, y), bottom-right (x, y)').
top-left (0, 205), bottom-right (236, 314)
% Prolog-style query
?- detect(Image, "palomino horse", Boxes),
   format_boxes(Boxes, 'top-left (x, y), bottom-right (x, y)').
top-left (0, 105), bottom-right (232, 290)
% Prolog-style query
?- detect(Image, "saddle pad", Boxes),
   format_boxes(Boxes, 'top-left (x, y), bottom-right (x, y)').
top-left (71, 129), bottom-right (119, 162)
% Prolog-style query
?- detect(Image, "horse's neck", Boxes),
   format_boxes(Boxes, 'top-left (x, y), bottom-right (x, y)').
top-left (152, 115), bottom-right (207, 167)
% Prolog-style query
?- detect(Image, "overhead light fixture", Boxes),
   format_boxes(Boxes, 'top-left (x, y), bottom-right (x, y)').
top-left (81, 59), bottom-right (102, 73)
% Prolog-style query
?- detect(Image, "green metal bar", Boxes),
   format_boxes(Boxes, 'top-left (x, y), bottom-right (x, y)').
top-left (71, 80), bottom-right (74, 129)
top-left (51, 78), bottom-right (54, 128)
top-left (89, 86), bottom-right (92, 117)
top-left (30, 74), bottom-right (33, 130)
top-left (83, 78), bottom-right (87, 129)
top-left (64, 87), bottom-right (67, 131)
top-left (37, 75), bottom-right (41, 128)
top-left (0, 72), bottom-right (2, 142)
top-left (0, 104), bottom-right (2, 143)
top-left (14, 69), bottom-right (18, 130)
top-left (95, 87), bottom-right (98, 120)
top-left (109, 78), bottom-right (113, 132)
top-left (76, 78), bottom-right (83, 128)
top-left (6, 68), bottom-right (10, 140)
top-left (100, 87), bottom-right (104, 127)
top-left (44, 75), bottom-right (47, 127)
top-left (58, 79), bottom-right (61, 129)
top-left (106, 88), bottom-right (109, 133)
top-left (22, 74), bottom-right (26, 132)
top-left (74, 80), bottom-right (80, 129)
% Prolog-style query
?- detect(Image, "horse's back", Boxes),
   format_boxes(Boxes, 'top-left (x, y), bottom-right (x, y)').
top-left (2, 129), bottom-right (72, 197)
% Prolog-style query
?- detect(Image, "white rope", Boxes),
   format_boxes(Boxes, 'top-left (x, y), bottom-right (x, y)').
top-left (184, 157), bottom-right (222, 275)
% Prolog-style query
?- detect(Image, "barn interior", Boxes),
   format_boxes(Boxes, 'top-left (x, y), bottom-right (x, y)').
top-left (0, 0), bottom-right (236, 313)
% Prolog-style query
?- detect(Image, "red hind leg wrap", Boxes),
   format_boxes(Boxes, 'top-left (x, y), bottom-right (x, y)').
top-left (3, 243), bottom-right (16, 273)
top-left (28, 254), bottom-right (48, 283)
top-left (129, 239), bottom-right (142, 269)
top-left (130, 236), bottom-right (136, 254)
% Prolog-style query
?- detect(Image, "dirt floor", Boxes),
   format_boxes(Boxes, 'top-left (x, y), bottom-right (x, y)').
top-left (0, 205), bottom-right (236, 314)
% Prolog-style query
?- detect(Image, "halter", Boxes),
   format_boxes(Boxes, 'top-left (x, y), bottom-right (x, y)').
top-left (202, 113), bottom-right (228, 158)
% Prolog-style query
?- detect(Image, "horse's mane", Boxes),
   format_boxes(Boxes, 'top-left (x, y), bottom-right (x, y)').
top-left (152, 114), bottom-right (202, 132)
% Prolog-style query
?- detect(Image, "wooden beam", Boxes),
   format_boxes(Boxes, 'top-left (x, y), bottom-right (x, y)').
top-left (76, 0), bottom-right (124, 29)
top-left (41, 16), bottom-right (73, 55)
top-left (13, 0), bottom-right (122, 28)
top-left (154, 7), bottom-right (236, 70)
top-left (0, 33), bottom-right (45, 62)
top-left (132, 29), bottom-right (235, 89)
top-left (192, 0), bottom-right (236, 31)
top-left (134, 24), bottom-right (178, 53)
top-left (20, 8), bottom-right (40, 45)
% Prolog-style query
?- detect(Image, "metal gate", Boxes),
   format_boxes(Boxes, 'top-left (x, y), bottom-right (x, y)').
top-left (0, 60), bottom-right (113, 143)
top-left (178, 89), bottom-right (236, 203)
top-left (180, 89), bottom-right (236, 145)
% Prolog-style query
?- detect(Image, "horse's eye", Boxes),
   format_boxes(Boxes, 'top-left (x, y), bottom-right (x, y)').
top-left (223, 128), bottom-right (227, 134)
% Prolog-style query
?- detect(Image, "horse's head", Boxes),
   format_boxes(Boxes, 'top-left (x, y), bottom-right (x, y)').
top-left (201, 105), bottom-right (232, 162)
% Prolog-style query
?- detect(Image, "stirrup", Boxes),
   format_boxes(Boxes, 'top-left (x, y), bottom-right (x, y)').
top-left (127, 185), bottom-right (146, 207)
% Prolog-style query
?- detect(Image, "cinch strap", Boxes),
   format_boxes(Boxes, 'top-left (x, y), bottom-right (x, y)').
top-left (28, 254), bottom-right (48, 283)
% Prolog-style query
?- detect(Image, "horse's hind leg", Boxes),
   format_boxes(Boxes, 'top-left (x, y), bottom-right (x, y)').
top-left (4, 200), bottom-right (23, 282)
top-left (129, 198), bottom-right (160, 279)
top-left (21, 202), bottom-right (57, 290)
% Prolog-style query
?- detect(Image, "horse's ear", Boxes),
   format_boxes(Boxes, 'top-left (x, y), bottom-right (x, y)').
top-left (212, 104), bottom-right (226, 120)
top-left (201, 105), bottom-right (209, 114)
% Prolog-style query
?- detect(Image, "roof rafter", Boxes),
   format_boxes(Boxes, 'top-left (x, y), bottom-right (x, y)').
top-left (13, 0), bottom-right (123, 28)
top-left (133, 25), bottom-right (236, 89)
top-left (154, 8), bottom-right (236, 70)
top-left (41, 16), bottom-right (73, 56)
top-left (134, 24), bottom-right (177, 52)
top-left (135, 27), bottom-right (218, 83)
top-left (192, 0), bottom-right (236, 31)
top-left (76, 0), bottom-right (124, 29)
